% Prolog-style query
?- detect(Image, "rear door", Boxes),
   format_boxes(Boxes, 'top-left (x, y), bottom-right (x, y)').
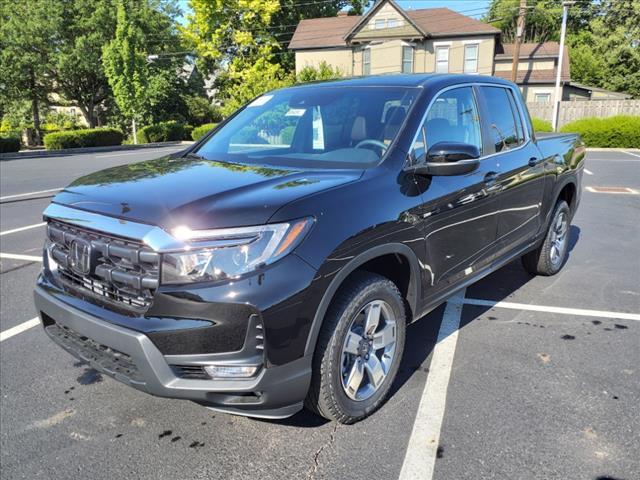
top-left (476, 85), bottom-right (545, 255)
top-left (411, 86), bottom-right (502, 294)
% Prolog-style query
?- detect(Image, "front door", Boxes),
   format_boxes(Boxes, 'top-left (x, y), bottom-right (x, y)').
top-left (411, 86), bottom-right (502, 295)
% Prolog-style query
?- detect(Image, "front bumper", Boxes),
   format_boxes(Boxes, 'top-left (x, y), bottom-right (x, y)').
top-left (34, 285), bottom-right (312, 418)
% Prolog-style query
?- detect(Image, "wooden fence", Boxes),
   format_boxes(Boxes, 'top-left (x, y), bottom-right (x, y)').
top-left (526, 100), bottom-right (640, 127)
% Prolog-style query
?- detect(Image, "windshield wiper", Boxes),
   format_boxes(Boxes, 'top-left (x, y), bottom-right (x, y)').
top-left (184, 152), bottom-right (206, 160)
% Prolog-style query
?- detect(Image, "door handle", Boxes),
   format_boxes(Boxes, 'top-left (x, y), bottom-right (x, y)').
top-left (528, 157), bottom-right (541, 167)
top-left (484, 171), bottom-right (499, 185)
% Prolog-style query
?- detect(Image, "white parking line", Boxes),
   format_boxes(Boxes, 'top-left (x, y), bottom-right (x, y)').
top-left (463, 298), bottom-right (640, 322)
top-left (0, 188), bottom-right (61, 201)
top-left (0, 253), bottom-right (42, 262)
top-left (622, 150), bottom-right (640, 159)
top-left (0, 222), bottom-right (46, 236)
top-left (0, 317), bottom-right (40, 342)
top-left (399, 289), bottom-right (466, 480)
top-left (585, 186), bottom-right (638, 195)
top-left (584, 169), bottom-right (593, 175)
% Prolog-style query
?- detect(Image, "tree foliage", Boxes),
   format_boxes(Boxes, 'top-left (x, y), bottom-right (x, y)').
top-left (485, 0), bottom-right (640, 97)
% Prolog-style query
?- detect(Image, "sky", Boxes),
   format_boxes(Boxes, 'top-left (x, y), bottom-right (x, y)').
top-left (175, 0), bottom-right (493, 23)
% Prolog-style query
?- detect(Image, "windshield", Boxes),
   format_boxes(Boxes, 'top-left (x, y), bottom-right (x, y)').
top-left (196, 86), bottom-right (419, 169)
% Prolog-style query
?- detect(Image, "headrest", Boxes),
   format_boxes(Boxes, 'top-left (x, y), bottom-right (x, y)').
top-left (351, 116), bottom-right (367, 142)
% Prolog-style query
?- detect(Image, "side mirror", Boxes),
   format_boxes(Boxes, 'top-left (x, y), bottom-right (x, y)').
top-left (410, 142), bottom-right (481, 176)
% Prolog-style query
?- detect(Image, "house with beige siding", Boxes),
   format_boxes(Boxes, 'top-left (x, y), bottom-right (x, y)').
top-left (289, 0), bottom-right (624, 102)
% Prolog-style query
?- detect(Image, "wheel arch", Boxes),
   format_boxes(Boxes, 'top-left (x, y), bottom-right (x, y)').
top-left (303, 243), bottom-right (421, 357)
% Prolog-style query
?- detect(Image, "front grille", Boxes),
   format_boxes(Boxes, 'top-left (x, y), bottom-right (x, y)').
top-left (44, 320), bottom-right (143, 384)
top-left (47, 220), bottom-right (159, 313)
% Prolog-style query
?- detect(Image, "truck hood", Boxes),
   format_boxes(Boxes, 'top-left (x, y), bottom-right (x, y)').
top-left (53, 156), bottom-right (362, 230)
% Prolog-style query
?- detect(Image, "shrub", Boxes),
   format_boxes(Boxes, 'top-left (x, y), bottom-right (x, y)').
top-left (0, 136), bottom-right (21, 153)
top-left (560, 115), bottom-right (640, 148)
top-left (531, 117), bottom-right (553, 133)
top-left (43, 128), bottom-right (124, 150)
top-left (183, 124), bottom-right (194, 141)
top-left (191, 123), bottom-right (218, 141)
top-left (138, 121), bottom-right (185, 144)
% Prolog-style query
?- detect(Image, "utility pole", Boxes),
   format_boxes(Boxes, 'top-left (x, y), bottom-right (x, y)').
top-left (510, 0), bottom-right (527, 83)
top-left (552, 1), bottom-right (575, 131)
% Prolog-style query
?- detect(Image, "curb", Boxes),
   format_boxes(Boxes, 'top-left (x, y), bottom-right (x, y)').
top-left (0, 141), bottom-right (193, 160)
top-left (586, 148), bottom-right (639, 152)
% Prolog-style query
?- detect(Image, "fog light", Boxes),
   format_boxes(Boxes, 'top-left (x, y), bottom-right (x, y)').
top-left (204, 365), bottom-right (259, 379)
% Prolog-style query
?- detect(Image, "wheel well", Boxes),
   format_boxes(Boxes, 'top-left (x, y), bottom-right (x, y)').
top-left (558, 182), bottom-right (576, 211)
top-left (352, 253), bottom-right (413, 319)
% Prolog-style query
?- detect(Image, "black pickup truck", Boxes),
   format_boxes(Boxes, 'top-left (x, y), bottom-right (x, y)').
top-left (35, 74), bottom-right (584, 423)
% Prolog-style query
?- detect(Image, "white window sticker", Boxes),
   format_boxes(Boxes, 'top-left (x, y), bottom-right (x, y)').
top-left (248, 95), bottom-right (273, 107)
top-left (285, 108), bottom-right (306, 117)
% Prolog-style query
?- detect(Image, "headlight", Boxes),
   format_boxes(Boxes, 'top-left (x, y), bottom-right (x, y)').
top-left (161, 218), bottom-right (313, 285)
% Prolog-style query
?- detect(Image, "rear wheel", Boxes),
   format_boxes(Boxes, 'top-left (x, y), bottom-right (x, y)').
top-left (522, 200), bottom-right (571, 276)
top-left (306, 272), bottom-right (406, 424)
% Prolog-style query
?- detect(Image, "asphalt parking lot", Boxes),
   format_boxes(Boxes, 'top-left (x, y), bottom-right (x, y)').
top-left (1, 147), bottom-right (639, 480)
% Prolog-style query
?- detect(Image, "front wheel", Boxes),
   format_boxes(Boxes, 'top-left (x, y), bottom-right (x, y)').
top-left (522, 200), bottom-right (571, 276)
top-left (305, 272), bottom-right (406, 424)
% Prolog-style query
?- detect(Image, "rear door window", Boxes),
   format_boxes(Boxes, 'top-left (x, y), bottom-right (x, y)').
top-left (480, 86), bottom-right (525, 153)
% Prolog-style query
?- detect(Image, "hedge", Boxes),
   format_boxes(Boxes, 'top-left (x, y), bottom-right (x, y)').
top-left (43, 128), bottom-right (124, 150)
top-left (560, 115), bottom-right (640, 148)
top-left (191, 123), bottom-right (218, 141)
top-left (531, 117), bottom-right (553, 133)
top-left (0, 136), bottom-right (21, 153)
top-left (138, 121), bottom-right (185, 144)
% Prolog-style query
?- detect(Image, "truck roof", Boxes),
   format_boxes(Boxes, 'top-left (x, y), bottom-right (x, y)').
top-left (283, 73), bottom-right (516, 90)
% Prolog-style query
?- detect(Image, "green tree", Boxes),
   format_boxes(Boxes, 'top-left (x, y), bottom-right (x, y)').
top-left (0, 1), bottom-right (58, 144)
top-left (102, 1), bottom-right (150, 143)
top-left (52, 1), bottom-right (117, 128)
top-left (297, 61), bottom-right (343, 83)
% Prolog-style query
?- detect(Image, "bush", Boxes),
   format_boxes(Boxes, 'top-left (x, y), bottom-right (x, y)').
top-left (183, 124), bottom-right (194, 141)
top-left (191, 123), bottom-right (218, 141)
top-left (43, 128), bottom-right (124, 150)
top-left (531, 117), bottom-right (553, 133)
top-left (560, 115), bottom-right (640, 148)
top-left (138, 121), bottom-right (185, 144)
top-left (0, 136), bottom-right (21, 153)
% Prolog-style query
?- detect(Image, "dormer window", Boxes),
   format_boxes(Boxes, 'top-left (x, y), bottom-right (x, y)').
top-left (374, 19), bottom-right (385, 29)
top-left (371, 17), bottom-right (403, 29)
top-left (388, 18), bottom-right (400, 28)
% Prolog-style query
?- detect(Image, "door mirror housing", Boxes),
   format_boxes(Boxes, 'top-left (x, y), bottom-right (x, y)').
top-left (409, 142), bottom-right (481, 176)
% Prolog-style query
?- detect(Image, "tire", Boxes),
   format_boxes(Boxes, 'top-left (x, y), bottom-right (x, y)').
top-left (522, 200), bottom-right (571, 276)
top-left (305, 271), bottom-right (407, 424)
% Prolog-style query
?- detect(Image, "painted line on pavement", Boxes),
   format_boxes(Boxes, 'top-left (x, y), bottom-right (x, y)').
top-left (463, 298), bottom-right (640, 322)
top-left (584, 169), bottom-right (593, 175)
top-left (0, 317), bottom-right (40, 342)
top-left (585, 186), bottom-right (638, 195)
top-left (622, 150), bottom-right (640, 159)
top-left (0, 253), bottom-right (42, 262)
top-left (0, 222), bottom-right (46, 236)
top-left (0, 188), bottom-right (61, 201)
top-left (399, 289), bottom-right (466, 480)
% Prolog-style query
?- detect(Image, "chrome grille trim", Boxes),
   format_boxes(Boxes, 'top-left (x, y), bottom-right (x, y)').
top-left (46, 219), bottom-right (159, 313)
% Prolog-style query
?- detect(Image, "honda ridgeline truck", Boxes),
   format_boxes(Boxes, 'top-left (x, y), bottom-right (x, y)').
top-left (34, 75), bottom-right (584, 423)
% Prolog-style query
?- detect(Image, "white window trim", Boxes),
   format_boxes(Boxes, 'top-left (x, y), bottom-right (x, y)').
top-left (463, 43), bottom-right (479, 73)
top-left (433, 41), bottom-right (452, 47)
top-left (363, 46), bottom-right (371, 75)
top-left (402, 45), bottom-right (414, 74)
top-left (435, 45), bottom-right (450, 73)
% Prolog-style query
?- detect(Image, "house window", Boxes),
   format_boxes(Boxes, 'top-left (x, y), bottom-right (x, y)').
top-left (388, 18), bottom-right (400, 28)
top-left (464, 44), bottom-right (479, 73)
top-left (363, 48), bottom-right (371, 75)
top-left (435, 46), bottom-right (449, 73)
top-left (374, 18), bottom-right (385, 29)
top-left (402, 46), bottom-right (413, 74)
top-left (534, 93), bottom-right (551, 103)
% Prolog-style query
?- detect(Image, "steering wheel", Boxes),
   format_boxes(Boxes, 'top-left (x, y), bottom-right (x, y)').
top-left (355, 139), bottom-right (388, 154)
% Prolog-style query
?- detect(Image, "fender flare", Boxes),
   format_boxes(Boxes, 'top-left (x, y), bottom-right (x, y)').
top-left (303, 243), bottom-right (421, 357)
